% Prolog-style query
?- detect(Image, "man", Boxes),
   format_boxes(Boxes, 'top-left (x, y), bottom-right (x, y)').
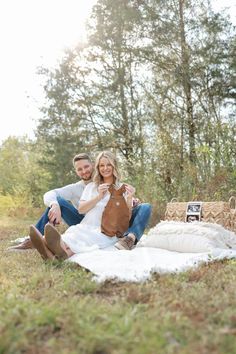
top-left (8, 152), bottom-right (151, 251)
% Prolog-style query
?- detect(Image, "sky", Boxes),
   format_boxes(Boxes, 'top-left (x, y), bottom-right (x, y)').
top-left (0, 0), bottom-right (97, 143)
top-left (0, 0), bottom-right (235, 144)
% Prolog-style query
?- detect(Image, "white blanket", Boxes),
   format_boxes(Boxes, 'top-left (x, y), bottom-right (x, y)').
top-left (67, 247), bottom-right (236, 283)
top-left (67, 221), bottom-right (236, 283)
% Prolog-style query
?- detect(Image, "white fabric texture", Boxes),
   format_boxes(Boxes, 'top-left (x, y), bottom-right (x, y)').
top-left (67, 246), bottom-right (236, 283)
top-left (67, 221), bottom-right (236, 283)
top-left (62, 182), bottom-right (118, 253)
top-left (137, 221), bottom-right (236, 252)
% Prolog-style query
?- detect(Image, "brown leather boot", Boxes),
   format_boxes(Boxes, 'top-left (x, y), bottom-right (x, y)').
top-left (29, 225), bottom-right (55, 260)
top-left (44, 224), bottom-right (68, 260)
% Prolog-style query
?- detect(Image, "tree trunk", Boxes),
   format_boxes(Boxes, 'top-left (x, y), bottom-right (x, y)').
top-left (179, 0), bottom-right (196, 163)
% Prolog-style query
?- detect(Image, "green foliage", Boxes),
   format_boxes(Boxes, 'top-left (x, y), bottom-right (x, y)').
top-left (0, 192), bottom-right (33, 218)
top-left (32, 0), bottom-right (236, 205)
top-left (1, 0), bottom-right (236, 210)
top-left (0, 137), bottom-right (52, 207)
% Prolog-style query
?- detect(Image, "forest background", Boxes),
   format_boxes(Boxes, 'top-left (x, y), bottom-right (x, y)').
top-left (0, 0), bottom-right (235, 225)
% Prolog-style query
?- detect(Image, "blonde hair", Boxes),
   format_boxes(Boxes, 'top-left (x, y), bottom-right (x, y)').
top-left (93, 151), bottom-right (120, 186)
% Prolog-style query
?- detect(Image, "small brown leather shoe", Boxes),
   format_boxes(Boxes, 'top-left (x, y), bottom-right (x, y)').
top-left (7, 238), bottom-right (33, 251)
top-left (29, 225), bottom-right (55, 260)
top-left (115, 235), bottom-right (135, 250)
top-left (44, 224), bottom-right (68, 260)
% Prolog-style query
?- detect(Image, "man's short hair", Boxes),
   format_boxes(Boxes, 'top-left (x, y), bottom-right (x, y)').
top-left (73, 153), bottom-right (92, 166)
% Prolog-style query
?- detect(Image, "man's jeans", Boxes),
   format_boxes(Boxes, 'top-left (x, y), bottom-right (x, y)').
top-left (35, 196), bottom-right (84, 235)
top-left (125, 203), bottom-right (152, 241)
top-left (35, 196), bottom-right (151, 241)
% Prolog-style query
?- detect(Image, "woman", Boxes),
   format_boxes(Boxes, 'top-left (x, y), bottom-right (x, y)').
top-left (29, 151), bottom-right (135, 260)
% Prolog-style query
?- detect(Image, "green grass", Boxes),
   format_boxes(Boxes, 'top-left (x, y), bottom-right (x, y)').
top-left (1, 216), bottom-right (236, 354)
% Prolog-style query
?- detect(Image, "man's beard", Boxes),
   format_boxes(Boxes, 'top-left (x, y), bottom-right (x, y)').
top-left (82, 175), bottom-right (92, 181)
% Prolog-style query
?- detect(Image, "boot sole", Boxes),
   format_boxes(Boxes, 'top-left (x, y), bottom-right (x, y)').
top-left (44, 224), bottom-right (68, 260)
top-left (29, 225), bottom-right (54, 260)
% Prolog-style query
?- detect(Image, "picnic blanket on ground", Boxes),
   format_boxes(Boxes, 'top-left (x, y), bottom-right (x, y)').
top-left (67, 221), bottom-right (236, 283)
top-left (67, 247), bottom-right (236, 283)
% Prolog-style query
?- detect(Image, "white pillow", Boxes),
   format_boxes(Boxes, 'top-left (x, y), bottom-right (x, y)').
top-left (137, 221), bottom-right (215, 253)
top-left (138, 221), bottom-right (236, 253)
top-left (138, 233), bottom-right (214, 253)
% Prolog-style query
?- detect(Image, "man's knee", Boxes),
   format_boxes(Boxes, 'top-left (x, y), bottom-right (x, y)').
top-left (131, 203), bottom-right (152, 224)
top-left (56, 196), bottom-right (68, 207)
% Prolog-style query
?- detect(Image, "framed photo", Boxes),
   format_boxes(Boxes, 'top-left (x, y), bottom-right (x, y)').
top-left (186, 202), bottom-right (202, 222)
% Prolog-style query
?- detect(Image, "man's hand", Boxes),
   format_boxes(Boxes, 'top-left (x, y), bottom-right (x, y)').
top-left (48, 204), bottom-right (62, 225)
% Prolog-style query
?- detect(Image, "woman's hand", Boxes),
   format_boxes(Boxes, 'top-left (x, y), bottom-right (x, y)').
top-left (79, 183), bottom-right (110, 214)
top-left (124, 184), bottom-right (135, 198)
top-left (124, 184), bottom-right (135, 220)
top-left (98, 183), bottom-right (110, 199)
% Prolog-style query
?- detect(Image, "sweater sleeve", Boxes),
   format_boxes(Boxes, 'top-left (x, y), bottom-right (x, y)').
top-left (43, 182), bottom-right (85, 207)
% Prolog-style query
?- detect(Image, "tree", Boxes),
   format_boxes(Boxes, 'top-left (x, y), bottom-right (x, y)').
top-left (36, 0), bottom-right (236, 203)
top-left (0, 136), bottom-right (51, 206)
top-left (132, 0), bottom-right (236, 198)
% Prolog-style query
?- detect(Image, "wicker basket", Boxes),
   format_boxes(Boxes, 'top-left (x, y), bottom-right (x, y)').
top-left (229, 196), bottom-right (236, 234)
top-left (165, 197), bottom-right (235, 232)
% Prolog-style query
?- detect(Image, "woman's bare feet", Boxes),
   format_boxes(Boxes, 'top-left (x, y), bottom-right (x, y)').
top-left (29, 225), bottom-right (55, 260)
top-left (44, 224), bottom-right (68, 260)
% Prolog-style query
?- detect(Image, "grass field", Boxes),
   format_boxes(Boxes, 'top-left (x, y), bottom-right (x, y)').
top-left (1, 216), bottom-right (236, 354)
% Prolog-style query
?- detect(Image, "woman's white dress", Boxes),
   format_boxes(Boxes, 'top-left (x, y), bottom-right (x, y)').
top-left (61, 182), bottom-right (119, 253)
